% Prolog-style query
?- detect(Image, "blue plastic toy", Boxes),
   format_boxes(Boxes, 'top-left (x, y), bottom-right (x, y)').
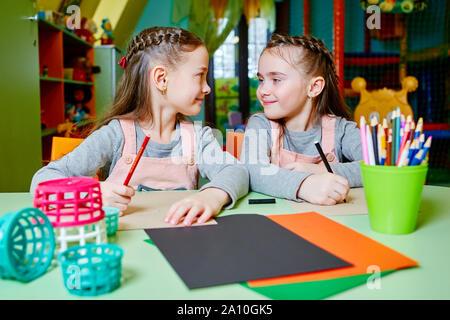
top-left (0, 207), bottom-right (55, 282)
top-left (58, 243), bottom-right (123, 296)
top-left (103, 207), bottom-right (120, 236)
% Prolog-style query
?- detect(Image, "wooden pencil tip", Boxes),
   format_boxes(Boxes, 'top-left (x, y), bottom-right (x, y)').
top-left (370, 117), bottom-right (378, 126)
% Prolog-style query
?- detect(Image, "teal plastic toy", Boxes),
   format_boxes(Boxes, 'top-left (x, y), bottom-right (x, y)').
top-left (103, 207), bottom-right (119, 236)
top-left (0, 207), bottom-right (55, 282)
top-left (58, 243), bottom-right (123, 296)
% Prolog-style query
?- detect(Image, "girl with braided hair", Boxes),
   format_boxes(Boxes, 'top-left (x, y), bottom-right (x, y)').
top-left (31, 27), bottom-right (249, 226)
top-left (241, 33), bottom-right (363, 205)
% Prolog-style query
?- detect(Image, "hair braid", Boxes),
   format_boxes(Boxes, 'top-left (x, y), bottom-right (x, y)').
top-left (262, 33), bottom-right (350, 123)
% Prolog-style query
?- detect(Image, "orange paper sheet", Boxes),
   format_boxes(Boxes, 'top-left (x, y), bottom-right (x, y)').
top-left (248, 212), bottom-right (418, 287)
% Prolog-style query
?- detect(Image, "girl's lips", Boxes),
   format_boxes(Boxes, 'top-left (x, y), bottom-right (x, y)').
top-left (262, 100), bottom-right (277, 106)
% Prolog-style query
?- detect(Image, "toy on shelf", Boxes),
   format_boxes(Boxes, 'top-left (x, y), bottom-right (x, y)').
top-left (66, 56), bottom-right (100, 82)
top-left (0, 207), bottom-right (55, 282)
top-left (33, 177), bottom-right (107, 253)
top-left (42, 65), bottom-right (49, 77)
top-left (65, 86), bottom-right (92, 123)
top-left (74, 17), bottom-right (97, 44)
top-left (100, 18), bottom-right (114, 45)
top-left (359, 0), bottom-right (428, 13)
top-left (57, 120), bottom-right (81, 138)
top-left (58, 243), bottom-right (123, 296)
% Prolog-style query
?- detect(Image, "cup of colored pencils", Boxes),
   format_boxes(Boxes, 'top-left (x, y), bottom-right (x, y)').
top-left (358, 107), bottom-right (430, 235)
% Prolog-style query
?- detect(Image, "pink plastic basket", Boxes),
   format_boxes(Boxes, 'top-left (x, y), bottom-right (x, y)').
top-left (34, 177), bottom-right (104, 228)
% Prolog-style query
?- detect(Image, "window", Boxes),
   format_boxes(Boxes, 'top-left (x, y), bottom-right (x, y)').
top-left (248, 17), bottom-right (269, 79)
top-left (214, 19), bottom-right (238, 79)
top-left (213, 17), bottom-right (269, 80)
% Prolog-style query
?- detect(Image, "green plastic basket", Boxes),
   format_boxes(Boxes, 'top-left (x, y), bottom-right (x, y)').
top-left (0, 207), bottom-right (55, 282)
top-left (103, 207), bottom-right (119, 236)
top-left (57, 243), bottom-right (123, 296)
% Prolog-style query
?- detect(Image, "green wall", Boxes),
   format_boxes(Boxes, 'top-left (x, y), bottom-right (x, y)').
top-left (0, 1), bottom-right (42, 192)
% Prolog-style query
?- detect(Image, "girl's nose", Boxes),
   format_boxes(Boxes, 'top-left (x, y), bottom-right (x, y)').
top-left (258, 83), bottom-right (270, 96)
top-left (203, 82), bottom-right (211, 95)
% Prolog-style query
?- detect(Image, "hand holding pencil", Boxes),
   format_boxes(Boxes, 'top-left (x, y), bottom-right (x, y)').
top-left (100, 135), bottom-right (150, 214)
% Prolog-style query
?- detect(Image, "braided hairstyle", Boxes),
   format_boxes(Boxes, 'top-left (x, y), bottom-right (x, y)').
top-left (263, 33), bottom-right (350, 125)
top-left (93, 27), bottom-right (205, 131)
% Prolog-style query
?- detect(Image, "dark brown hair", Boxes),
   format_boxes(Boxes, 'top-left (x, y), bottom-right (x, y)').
top-left (92, 27), bottom-right (205, 132)
top-left (263, 33), bottom-right (350, 127)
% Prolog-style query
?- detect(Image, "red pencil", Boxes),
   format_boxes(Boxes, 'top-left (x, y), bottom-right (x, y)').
top-left (123, 135), bottom-right (150, 186)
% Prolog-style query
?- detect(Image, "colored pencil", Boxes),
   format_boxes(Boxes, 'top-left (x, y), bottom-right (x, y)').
top-left (410, 149), bottom-right (424, 166)
top-left (382, 118), bottom-right (388, 139)
top-left (420, 136), bottom-right (432, 164)
top-left (409, 121), bottom-right (415, 144)
top-left (418, 133), bottom-right (425, 149)
top-left (371, 117), bottom-right (379, 165)
top-left (380, 149), bottom-right (386, 166)
top-left (407, 140), bottom-right (418, 166)
top-left (397, 140), bottom-right (410, 167)
top-left (360, 116), bottom-right (369, 165)
top-left (398, 123), bottom-right (410, 162)
top-left (314, 141), bottom-right (333, 173)
top-left (123, 135), bottom-right (150, 186)
top-left (366, 125), bottom-right (375, 165)
top-left (395, 108), bottom-right (401, 163)
top-left (379, 124), bottom-right (386, 164)
top-left (386, 128), bottom-right (392, 166)
top-left (391, 109), bottom-right (397, 165)
top-left (415, 117), bottom-right (423, 140)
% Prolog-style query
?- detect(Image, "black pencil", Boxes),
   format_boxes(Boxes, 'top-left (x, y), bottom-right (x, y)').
top-left (371, 117), bottom-right (379, 165)
top-left (314, 141), bottom-right (346, 203)
top-left (314, 141), bottom-right (332, 172)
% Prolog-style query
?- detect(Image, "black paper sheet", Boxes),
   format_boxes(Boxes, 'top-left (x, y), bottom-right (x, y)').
top-left (145, 214), bottom-right (351, 289)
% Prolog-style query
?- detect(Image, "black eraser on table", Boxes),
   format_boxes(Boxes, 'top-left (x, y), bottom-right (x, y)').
top-left (145, 214), bottom-right (351, 289)
top-left (248, 198), bottom-right (276, 204)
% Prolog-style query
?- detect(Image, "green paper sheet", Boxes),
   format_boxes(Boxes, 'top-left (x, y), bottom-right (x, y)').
top-left (241, 271), bottom-right (395, 300)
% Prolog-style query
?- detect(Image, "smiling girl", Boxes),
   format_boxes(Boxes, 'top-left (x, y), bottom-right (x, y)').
top-left (241, 33), bottom-right (363, 205)
top-left (30, 27), bottom-right (248, 225)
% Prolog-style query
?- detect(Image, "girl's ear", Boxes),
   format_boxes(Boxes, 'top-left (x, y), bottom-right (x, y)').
top-left (151, 65), bottom-right (168, 94)
top-left (307, 76), bottom-right (325, 98)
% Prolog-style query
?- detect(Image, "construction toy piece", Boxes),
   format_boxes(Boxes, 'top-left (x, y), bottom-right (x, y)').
top-left (34, 177), bottom-right (104, 228)
top-left (55, 219), bottom-right (107, 254)
top-left (103, 207), bottom-right (120, 237)
top-left (0, 208), bottom-right (55, 282)
top-left (58, 243), bottom-right (123, 296)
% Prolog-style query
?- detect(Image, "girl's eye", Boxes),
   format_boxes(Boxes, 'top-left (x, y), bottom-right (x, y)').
top-left (258, 78), bottom-right (264, 83)
top-left (273, 78), bottom-right (281, 83)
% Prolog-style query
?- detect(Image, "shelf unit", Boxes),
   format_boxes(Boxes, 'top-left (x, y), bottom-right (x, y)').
top-left (37, 17), bottom-right (96, 163)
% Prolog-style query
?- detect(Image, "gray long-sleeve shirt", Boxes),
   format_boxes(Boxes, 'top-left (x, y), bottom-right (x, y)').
top-left (241, 113), bottom-right (363, 202)
top-left (30, 120), bottom-right (248, 209)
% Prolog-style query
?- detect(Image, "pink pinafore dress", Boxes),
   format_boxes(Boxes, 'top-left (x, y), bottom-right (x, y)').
top-left (105, 119), bottom-right (198, 190)
top-left (269, 115), bottom-right (340, 168)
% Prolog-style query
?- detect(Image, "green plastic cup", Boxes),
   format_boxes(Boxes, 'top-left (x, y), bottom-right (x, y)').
top-left (360, 161), bottom-right (428, 235)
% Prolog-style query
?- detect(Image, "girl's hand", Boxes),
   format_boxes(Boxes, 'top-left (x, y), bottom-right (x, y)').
top-left (165, 188), bottom-right (230, 226)
top-left (284, 162), bottom-right (328, 174)
top-left (100, 181), bottom-right (135, 215)
top-left (297, 173), bottom-right (349, 205)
